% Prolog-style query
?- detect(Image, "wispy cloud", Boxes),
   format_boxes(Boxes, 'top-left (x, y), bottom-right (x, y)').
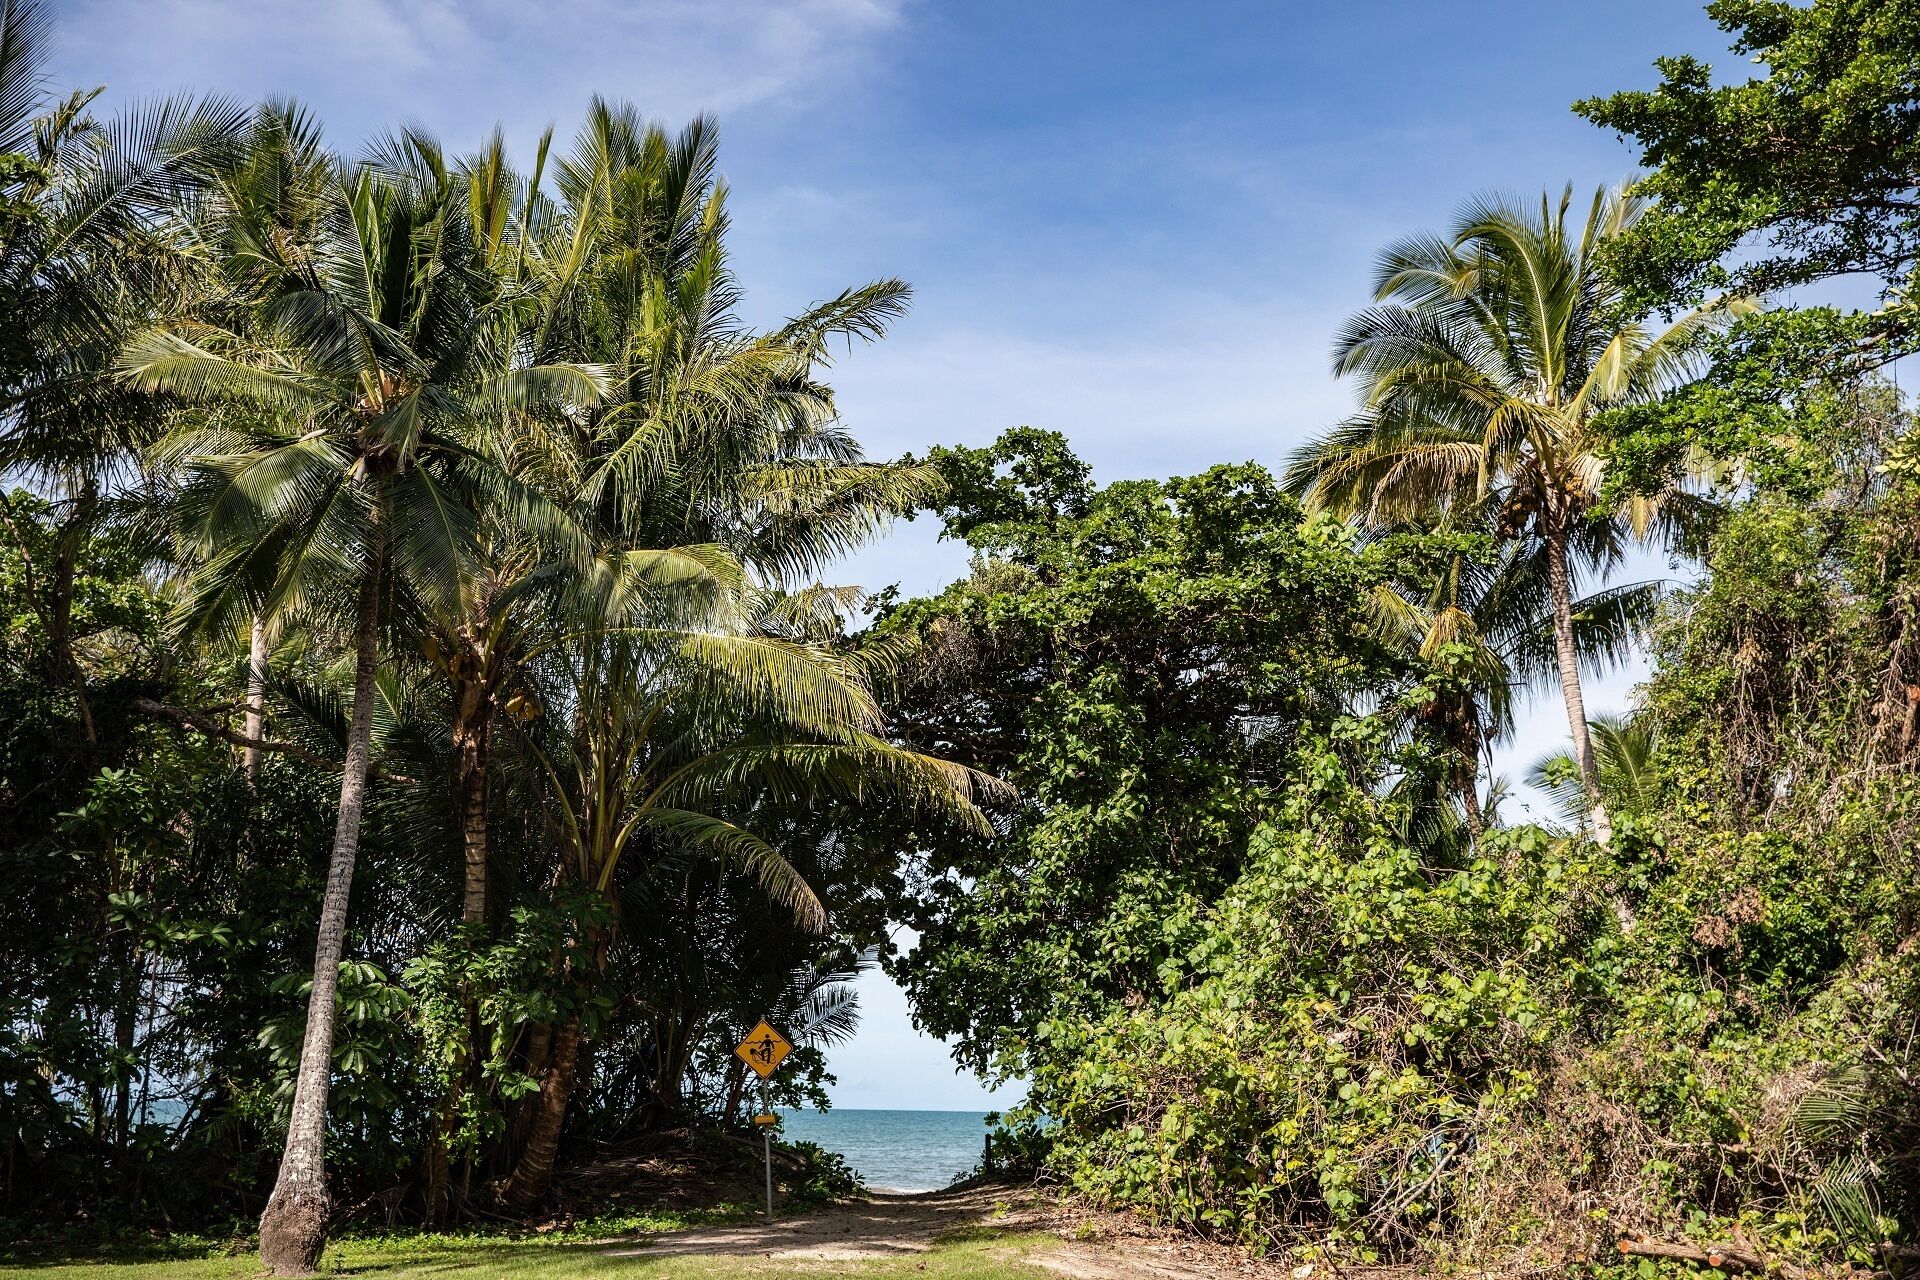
top-left (54, 0), bottom-right (908, 147)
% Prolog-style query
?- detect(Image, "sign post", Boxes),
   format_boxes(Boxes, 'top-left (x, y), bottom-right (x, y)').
top-left (734, 1019), bottom-right (793, 1221)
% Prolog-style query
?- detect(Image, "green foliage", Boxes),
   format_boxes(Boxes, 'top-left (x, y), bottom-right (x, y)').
top-left (778, 1139), bottom-right (866, 1207)
top-left (0, 28), bottom-right (932, 1232)
top-left (12, 0), bottom-right (1920, 1268)
top-left (877, 431), bottom-right (1396, 1084)
top-left (1576, 0), bottom-right (1920, 327)
top-left (405, 890), bottom-right (616, 1156)
top-left (1041, 738), bottom-right (1579, 1252)
top-left (929, 388), bottom-right (1920, 1267)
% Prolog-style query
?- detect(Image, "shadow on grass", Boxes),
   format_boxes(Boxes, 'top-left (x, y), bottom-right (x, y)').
top-left (930, 1224), bottom-right (1025, 1245)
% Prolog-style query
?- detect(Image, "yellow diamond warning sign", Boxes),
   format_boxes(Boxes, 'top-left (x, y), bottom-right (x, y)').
top-left (734, 1020), bottom-right (792, 1079)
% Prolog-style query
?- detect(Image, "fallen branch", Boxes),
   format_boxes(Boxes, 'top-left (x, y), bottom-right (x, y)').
top-left (131, 697), bottom-right (416, 784)
top-left (1618, 1235), bottom-right (1820, 1280)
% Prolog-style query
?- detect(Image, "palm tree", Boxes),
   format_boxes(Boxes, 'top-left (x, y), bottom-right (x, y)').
top-left (529, 101), bottom-right (932, 579)
top-left (1286, 185), bottom-right (1740, 844)
top-left (427, 105), bottom-right (931, 937)
top-left (373, 109), bottom-right (937, 1216)
top-left (0, 0), bottom-right (248, 745)
top-left (1367, 525), bottom-right (1661, 843)
top-left (1526, 711), bottom-right (1659, 829)
top-left (498, 572), bottom-right (1000, 1206)
top-left (122, 137), bottom-right (606, 1275)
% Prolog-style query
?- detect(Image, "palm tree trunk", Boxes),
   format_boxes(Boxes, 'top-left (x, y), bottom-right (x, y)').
top-left (1543, 516), bottom-right (1612, 845)
top-left (257, 545), bottom-right (383, 1277)
top-left (1459, 770), bottom-right (1486, 842)
top-left (425, 658), bottom-right (491, 1221)
top-left (243, 616), bottom-right (270, 784)
top-left (501, 1015), bottom-right (581, 1209)
top-left (452, 674), bottom-right (490, 926)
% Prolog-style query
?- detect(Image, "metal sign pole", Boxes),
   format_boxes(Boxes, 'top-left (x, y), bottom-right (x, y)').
top-left (762, 1080), bottom-right (773, 1220)
top-left (733, 1019), bottom-right (790, 1224)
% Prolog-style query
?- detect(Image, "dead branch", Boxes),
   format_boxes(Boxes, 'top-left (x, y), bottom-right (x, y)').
top-left (131, 697), bottom-right (416, 784)
top-left (1618, 1235), bottom-right (1803, 1279)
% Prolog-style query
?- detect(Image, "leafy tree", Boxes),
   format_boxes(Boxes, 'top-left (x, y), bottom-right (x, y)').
top-left (875, 429), bottom-right (1394, 1082)
top-left (1574, 0), bottom-right (1920, 522)
top-left (1284, 187), bottom-right (1737, 843)
top-left (1576, 0), bottom-right (1920, 364)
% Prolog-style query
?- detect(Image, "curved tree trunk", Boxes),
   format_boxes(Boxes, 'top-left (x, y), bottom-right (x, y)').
top-left (257, 545), bottom-right (383, 1277)
top-left (243, 616), bottom-right (271, 784)
top-left (1543, 515), bottom-right (1611, 846)
top-left (501, 1015), bottom-right (581, 1209)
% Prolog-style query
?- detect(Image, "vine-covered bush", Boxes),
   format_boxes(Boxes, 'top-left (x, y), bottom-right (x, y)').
top-left (1042, 728), bottom-right (1580, 1253)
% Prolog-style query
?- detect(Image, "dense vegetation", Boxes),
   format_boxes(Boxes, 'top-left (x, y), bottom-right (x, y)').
top-left (6, 0), bottom-right (1920, 1275)
top-left (0, 4), bottom-right (982, 1271)
top-left (876, 0), bottom-right (1920, 1270)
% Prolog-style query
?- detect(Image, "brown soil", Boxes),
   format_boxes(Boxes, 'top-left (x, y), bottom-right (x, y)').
top-left (604, 1180), bottom-right (1309, 1280)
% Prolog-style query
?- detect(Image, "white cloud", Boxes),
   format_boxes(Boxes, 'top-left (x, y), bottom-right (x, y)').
top-left (53, 0), bottom-right (908, 148)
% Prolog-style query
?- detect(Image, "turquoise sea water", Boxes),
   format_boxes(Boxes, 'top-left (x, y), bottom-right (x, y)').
top-left (777, 1108), bottom-right (991, 1192)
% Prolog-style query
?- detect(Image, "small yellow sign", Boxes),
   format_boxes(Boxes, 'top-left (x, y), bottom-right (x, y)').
top-left (752, 1113), bottom-right (779, 1126)
top-left (734, 1020), bottom-right (792, 1079)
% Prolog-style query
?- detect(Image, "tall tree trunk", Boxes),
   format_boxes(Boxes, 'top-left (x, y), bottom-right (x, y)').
top-left (257, 545), bottom-right (383, 1277)
top-left (500, 1015), bottom-right (580, 1209)
top-left (424, 652), bottom-right (491, 1221)
top-left (1458, 768), bottom-right (1485, 842)
top-left (1543, 515), bottom-right (1612, 846)
top-left (243, 616), bottom-right (270, 784)
top-left (452, 669), bottom-right (490, 926)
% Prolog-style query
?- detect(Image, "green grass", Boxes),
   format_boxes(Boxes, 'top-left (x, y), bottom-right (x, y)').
top-left (0, 1228), bottom-right (1061, 1279)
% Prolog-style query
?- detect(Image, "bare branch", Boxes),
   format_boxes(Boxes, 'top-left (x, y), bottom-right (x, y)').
top-left (131, 697), bottom-right (416, 784)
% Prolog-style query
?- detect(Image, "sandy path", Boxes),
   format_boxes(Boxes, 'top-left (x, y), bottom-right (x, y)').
top-left (605, 1183), bottom-right (1041, 1261)
top-left (602, 1182), bottom-right (1268, 1279)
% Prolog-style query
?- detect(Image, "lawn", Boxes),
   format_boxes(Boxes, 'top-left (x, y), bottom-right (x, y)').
top-left (0, 1228), bottom-right (1058, 1279)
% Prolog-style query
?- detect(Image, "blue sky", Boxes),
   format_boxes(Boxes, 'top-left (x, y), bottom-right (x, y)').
top-left (57, 0), bottom-right (1732, 1108)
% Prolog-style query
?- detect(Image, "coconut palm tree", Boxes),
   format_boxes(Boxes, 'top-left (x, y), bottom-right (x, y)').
top-left (529, 101), bottom-right (932, 581)
top-left (363, 108), bottom-right (940, 1216)
top-left (0, 0), bottom-right (248, 744)
top-left (1369, 527), bottom-right (1661, 844)
top-left (1286, 185), bottom-right (1741, 844)
top-left (498, 572), bottom-right (1001, 1206)
top-left (162, 101), bottom-right (335, 781)
top-left (1526, 712), bottom-right (1659, 829)
top-left (425, 105), bottom-right (932, 937)
top-left (122, 137), bottom-right (606, 1275)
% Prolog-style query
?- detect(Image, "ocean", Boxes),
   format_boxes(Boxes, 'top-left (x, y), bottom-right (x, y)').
top-left (776, 1108), bottom-right (991, 1193)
